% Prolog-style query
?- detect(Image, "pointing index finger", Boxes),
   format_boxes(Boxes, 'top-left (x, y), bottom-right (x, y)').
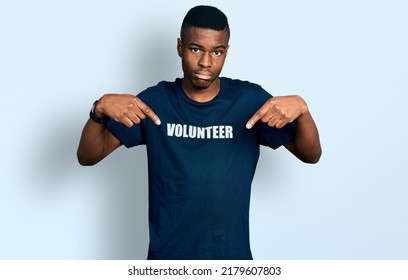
top-left (134, 97), bottom-right (161, 125)
top-left (246, 107), bottom-right (266, 129)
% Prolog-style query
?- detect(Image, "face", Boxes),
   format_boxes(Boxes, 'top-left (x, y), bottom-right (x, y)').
top-left (177, 27), bottom-right (229, 94)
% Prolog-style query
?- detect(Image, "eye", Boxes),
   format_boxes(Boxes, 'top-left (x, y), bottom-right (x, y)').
top-left (191, 48), bottom-right (201, 54)
top-left (213, 51), bottom-right (223, 57)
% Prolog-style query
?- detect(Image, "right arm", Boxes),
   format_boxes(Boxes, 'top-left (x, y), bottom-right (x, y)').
top-left (76, 94), bottom-right (161, 166)
top-left (77, 118), bottom-right (121, 166)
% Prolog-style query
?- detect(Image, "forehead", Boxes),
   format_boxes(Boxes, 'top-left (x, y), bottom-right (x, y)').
top-left (182, 27), bottom-right (229, 47)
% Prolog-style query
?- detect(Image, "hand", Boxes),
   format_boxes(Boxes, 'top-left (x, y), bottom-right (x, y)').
top-left (246, 95), bottom-right (307, 129)
top-left (97, 94), bottom-right (161, 128)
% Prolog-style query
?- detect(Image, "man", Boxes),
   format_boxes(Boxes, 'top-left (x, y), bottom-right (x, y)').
top-left (77, 5), bottom-right (321, 260)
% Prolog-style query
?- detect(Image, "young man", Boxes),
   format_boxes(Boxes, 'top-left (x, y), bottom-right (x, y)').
top-left (77, 5), bottom-right (321, 260)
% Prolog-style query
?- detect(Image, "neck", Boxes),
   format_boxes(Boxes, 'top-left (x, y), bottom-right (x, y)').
top-left (181, 78), bottom-right (220, 102)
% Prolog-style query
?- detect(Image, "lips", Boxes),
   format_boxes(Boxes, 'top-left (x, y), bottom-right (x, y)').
top-left (194, 72), bottom-right (212, 80)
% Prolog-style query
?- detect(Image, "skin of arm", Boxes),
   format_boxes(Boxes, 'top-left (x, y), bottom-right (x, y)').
top-left (77, 119), bottom-right (121, 166)
top-left (246, 95), bottom-right (322, 164)
top-left (77, 94), bottom-right (161, 166)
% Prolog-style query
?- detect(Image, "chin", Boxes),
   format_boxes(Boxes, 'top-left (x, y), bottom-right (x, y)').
top-left (193, 83), bottom-right (210, 90)
top-left (192, 79), bottom-right (215, 89)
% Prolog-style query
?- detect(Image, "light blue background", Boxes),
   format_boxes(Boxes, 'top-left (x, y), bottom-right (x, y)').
top-left (1, 0), bottom-right (407, 259)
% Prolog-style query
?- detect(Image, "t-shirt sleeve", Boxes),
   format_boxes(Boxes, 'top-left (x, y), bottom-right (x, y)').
top-left (257, 121), bottom-right (296, 149)
top-left (107, 118), bottom-right (145, 148)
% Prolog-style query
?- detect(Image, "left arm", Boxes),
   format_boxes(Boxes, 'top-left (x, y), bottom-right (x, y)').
top-left (246, 95), bottom-right (322, 163)
top-left (283, 109), bottom-right (321, 163)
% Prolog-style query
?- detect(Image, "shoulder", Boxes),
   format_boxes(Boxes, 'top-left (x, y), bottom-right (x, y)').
top-left (137, 80), bottom-right (177, 103)
top-left (221, 77), bottom-right (263, 90)
top-left (221, 77), bottom-right (270, 96)
top-left (221, 77), bottom-right (272, 102)
top-left (140, 80), bottom-right (176, 95)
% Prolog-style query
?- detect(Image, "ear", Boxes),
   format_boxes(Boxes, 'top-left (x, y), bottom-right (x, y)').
top-left (177, 38), bottom-right (182, 57)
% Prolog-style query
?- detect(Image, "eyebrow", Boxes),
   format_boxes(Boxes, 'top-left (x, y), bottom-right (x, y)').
top-left (188, 42), bottom-right (227, 49)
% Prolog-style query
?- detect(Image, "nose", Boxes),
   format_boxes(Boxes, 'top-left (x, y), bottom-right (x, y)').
top-left (198, 52), bottom-right (211, 68)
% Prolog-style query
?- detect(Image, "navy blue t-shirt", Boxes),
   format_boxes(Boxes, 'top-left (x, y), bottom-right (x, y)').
top-left (107, 77), bottom-right (295, 259)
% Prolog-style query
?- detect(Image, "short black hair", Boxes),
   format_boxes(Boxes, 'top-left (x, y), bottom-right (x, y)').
top-left (180, 5), bottom-right (230, 39)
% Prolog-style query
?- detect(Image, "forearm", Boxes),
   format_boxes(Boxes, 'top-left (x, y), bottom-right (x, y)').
top-left (77, 119), bottom-right (113, 166)
top-left (289, 111), bottom-right (322, 163)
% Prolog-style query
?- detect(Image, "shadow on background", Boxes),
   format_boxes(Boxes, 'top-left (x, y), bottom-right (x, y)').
top-left (97, 145), bottom-right (149, 259)
top-left (30, 117), bottom-right (149, 259)
top-left (29, 24), bottom-right (179, 259)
